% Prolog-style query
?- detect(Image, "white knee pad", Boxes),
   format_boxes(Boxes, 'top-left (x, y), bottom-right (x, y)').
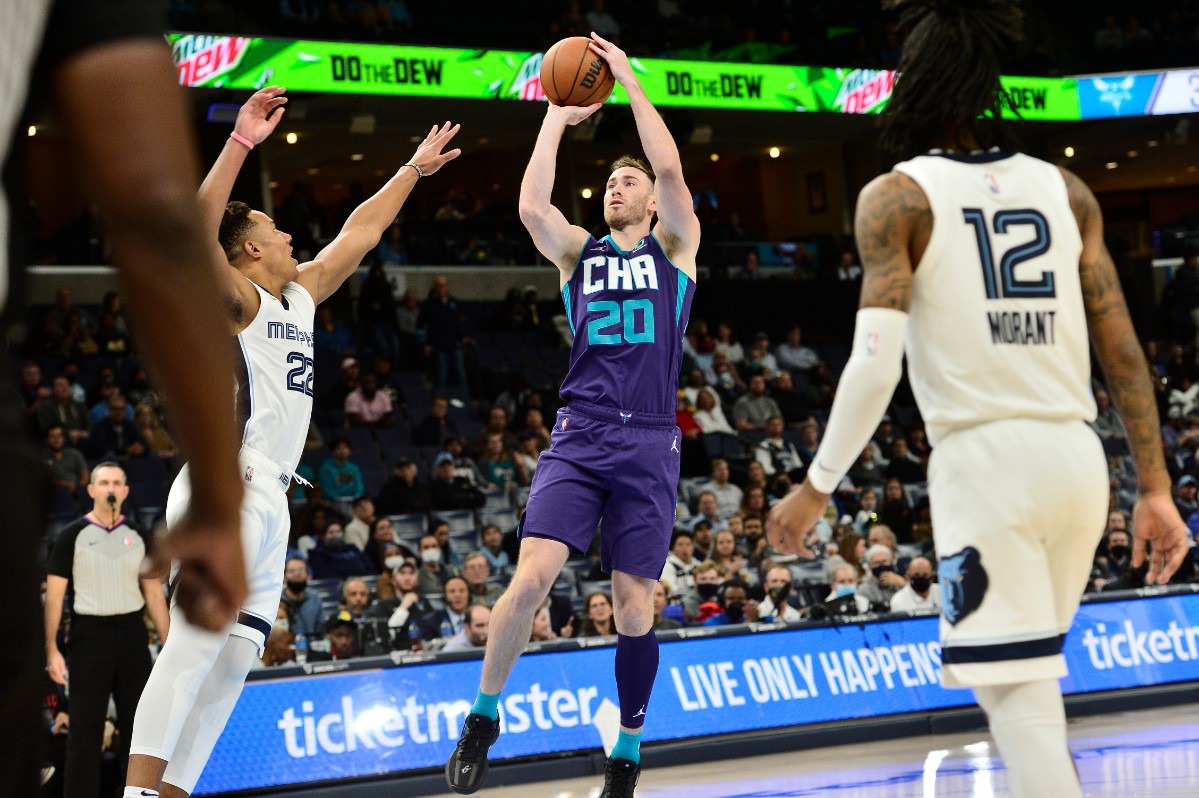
top-left (974, 679), bottom-right (1081, 798)
top-left (161, 635), bottom-right (259, 795)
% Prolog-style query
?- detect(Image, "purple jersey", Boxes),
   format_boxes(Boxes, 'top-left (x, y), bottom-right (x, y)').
top-left (559, 233), bottom-right (695, 415)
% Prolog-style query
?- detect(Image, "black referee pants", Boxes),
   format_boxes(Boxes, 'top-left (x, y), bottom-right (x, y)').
top-left (65, 611), bottom-right (152, 798)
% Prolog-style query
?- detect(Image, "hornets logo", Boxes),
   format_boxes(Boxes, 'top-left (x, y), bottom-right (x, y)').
top-left (938, 546), bottom-right (988, 625)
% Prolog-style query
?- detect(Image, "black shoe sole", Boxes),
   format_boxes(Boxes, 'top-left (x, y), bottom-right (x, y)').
top-left (446, 757), bottom-right (489, 795)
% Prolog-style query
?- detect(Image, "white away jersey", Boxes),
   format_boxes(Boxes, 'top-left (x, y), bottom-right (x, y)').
top-left (235, 280), bottom-right (315, 470)
top-left (893, 151), bottom-right (1095, 446)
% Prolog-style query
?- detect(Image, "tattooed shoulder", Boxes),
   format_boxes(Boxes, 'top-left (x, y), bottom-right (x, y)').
top-left (854, 172), bottom-right (928, 312)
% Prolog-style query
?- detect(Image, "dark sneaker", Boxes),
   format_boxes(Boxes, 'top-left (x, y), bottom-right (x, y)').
top-left (601, 757), bottom-right (641, 797)
top-left (445, 712), bottom-right (500, 794)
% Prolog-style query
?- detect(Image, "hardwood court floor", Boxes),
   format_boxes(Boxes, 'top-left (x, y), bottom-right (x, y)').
top-left (427, 703), bottom-right (1199, 797)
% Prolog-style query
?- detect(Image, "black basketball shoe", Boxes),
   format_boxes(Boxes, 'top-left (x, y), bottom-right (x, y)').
top-left (600, 756), bottom-right (641, 797)
top-left (445, 712), bottom-right (500, 794)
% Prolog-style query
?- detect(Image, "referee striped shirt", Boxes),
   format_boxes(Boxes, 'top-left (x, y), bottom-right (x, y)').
top-left (48, 515), bottom-right (151, 616)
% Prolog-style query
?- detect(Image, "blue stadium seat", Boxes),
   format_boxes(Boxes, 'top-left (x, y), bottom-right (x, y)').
top-left (388, 513), bottom-right (428, 542)
top-left (437, 509), bottom-right (475, 535)
top-left (477, 507), bottom-right (517, 531)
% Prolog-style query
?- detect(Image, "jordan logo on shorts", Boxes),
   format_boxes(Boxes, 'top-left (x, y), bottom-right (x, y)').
top-left (562, 417), bottom-right (570, 431)
top-left (244, 466), bottom-right (254, 482)
top-left (670, 436), bottom-right (679, 453)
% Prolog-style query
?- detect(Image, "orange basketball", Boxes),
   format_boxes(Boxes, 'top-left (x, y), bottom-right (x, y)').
top-left (541, 37), bottom-right (614, 107)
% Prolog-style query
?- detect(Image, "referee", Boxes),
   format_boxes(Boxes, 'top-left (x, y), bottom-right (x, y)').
top-left (45, 461), bottom-right (169, 797)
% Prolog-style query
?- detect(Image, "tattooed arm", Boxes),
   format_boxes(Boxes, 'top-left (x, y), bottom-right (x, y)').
top-left (1063, 167), bottom-right (1187, 583)
top-left (768, 173), bottom-right (927, 555)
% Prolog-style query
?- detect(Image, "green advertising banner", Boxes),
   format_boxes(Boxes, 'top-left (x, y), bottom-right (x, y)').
top-left (169, 34), bottom-right (1080, 121)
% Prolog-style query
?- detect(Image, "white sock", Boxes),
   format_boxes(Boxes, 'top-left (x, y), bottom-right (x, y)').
top-left (974, 679), bottom-right (1082, 798)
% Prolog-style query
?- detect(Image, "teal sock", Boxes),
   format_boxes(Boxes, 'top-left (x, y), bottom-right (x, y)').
top-left (611, 729), bottom-right (642, 763)
top-left (471, 689), bottom-right (501, 720)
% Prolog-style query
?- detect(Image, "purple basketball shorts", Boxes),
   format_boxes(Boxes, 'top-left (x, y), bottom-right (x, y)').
top-left (521, 400), bottom-right (681, 580)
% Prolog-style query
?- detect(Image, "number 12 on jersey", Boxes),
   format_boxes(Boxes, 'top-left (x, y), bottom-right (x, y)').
top-left (963, 208), bottom-right (1055, 299)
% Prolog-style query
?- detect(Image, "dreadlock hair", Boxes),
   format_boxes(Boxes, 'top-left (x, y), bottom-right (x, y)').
top-left (218, 201), bottom-right (257, 263)
top-left (879, 0), bottom-right (1025, 160)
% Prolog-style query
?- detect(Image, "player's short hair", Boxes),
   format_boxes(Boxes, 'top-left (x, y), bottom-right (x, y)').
top-left (219, 201), bottom-right (257, 263)
top-left (609, 155), bottom-right (655, 186)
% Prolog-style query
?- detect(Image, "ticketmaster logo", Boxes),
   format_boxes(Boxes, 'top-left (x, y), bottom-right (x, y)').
top-left (1080, 620), bottom-right (1199, 670)
top-left (277, 684), bottom-right (603, 758)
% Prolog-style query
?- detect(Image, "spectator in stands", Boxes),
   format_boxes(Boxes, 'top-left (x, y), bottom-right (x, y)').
top-left (340, 576), bottom-right (372, 622)
top-left (660, 530), bottom-right (698, 594)
top-left (709, 528), bottom-right (748, 581)
top-left (755, 415), bottom-right (804, 480)
top-left (692, 520), bottom-right (713, 561)
top-left (88, 374), bottom-right (127, 422)
top-left (769, 370), bottom-right (808, 427)
top-left (376, 457), bottom-right (432, 515)
top-left (258, 623), bottom-right (294, 668)
top-left (133, 403), bottom-right (176, 460)
top-left (700, 458), bottom-right (743, 519)
top-left (345, 372), bottom-right (395, 428)
top-left (758, 565), bottom-right (801, 622)
top-left (578, 591), bottom-right (616, 637)
top-left (44, 424), bottom-right (89, 508)
top-left (418, 534), bottom-right (454, 595)
top-left (683, 560), bottom-right (723, 622)
top-left (281, 557), bottom-right (324, 639)
top-left (308, 522), bottom-right (374, 580)
top-left (58, 310), bottom-right (99, 358)
top-left (733, 374), bottom-right (782, 433)
top-left (775, 325), bottom-right (819, 374)
top-left (344, 496), bottom-right (376, 550)
top-left (419, 274), bottom-right (470, 387)
top-left (99, 291), bottom-right (127, 336)
top-left (878, 478), bottom-right (914, 542)
top-left (358, 263), bottom-right (403, 365)
top-left (702, 580), bottom-right (757, 626)
top-left (689, 491), bottom-right (728, 533)
top-left (480, 523), bottom-right (510, 572)
top-left (19, 361), bottom-right (49, 432)
top-left (1090, 388), bottom-right (1127, 442)
top-left (396, 288), bottom-right (422, 368)
top-left (1175, 475), bottom-right (1198, 520)
top-left (867, 524), bottom-right (901, 560)
top-left (323, 358), bottom-right (360, 414)
top-left (431, 452), bottom-right (486, 510)
top-left (692, 387), bottom-right (735, 435)
top-left (365, 517), bottom-right (413, 575)
top-left (319, 438), bottom-right (366, 501)
top-left (312, 611), bottom-right (359, 661)
top-left (443, 436), bottom-right (488, 488)
top-left (38, 374), bottom-right (92, 445)
top-left (1095, 528), bottom-right (1134, 589)
top-left (370, 355), bottom-right (408, 410)
top-left (849, 446), bottom-right (886, 493)
top-left (889, 557), bottom-right (940, 613)
top-left (713, 322), bottom-right (745, 365)
top-left (743, 515), bottom-right (776, 573)
top-left (514, 430), bottom-right (545, 479)
top-left (653, 580), bottom-right (682, 632)
top-left (375, 222), bottom-right (409, 266)
top-left (95, 311), bottom-right (130, 355)
top-left (744, 333), bottom-right (778, 375)
top-left (477, 431), bottom-right (528, 492)
top-left (885, 438), bottom-right (926, 484)
top-left (442, 605), bottom-right (491, 653)
top-left (827, 564), bottom-right (871, 614)
top-left (88, 396), bottom-right (146, 460)
top-left (462, 552), bottom-right (505, 607)
top-left (529, 597), bottom-right (562, 642)
top-left (475, 406), bottom-right (518, 455)
top-left (834, 250), bottom-right (862, 281)
top-left (519, 407), bottom-right (553, 449)
top-left (314, 305), bottom-right (356, 358)
top-left (736, 250), bottom-right (762, 281)
top-left (853, 488), bottom-right (879, 532)
top-left (431, 517), bottom-right (464, 569)
top-left (414, 395), bottom-right (458, 446)
top-left (368, 561), bottom-right (431, 650)
top-left (742, 485), bottom-right (771, 520)
top-left (858, 544), bottom-right (905, 609)
top-left (420, 576), bottom-right (472, 640)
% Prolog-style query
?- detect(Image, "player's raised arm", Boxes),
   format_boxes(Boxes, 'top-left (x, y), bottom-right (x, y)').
top-left (589, 33), bottom-right (699, 269)
top-left (299, 122), bottom-right (460, 304)
top-left (518, 104), bottom-right (599, 273)
top-left (1065, 167), bottom-right (1189, 584)
top-left (767, 172), bottom-right (925, 555)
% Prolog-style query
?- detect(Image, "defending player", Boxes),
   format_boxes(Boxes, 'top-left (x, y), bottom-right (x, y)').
top-left (124, 87), bottom-right (460, 798)
top-left (445, 32), bottom-right (699, 798)
top-left (766, 2), bottom-right (1190, 797)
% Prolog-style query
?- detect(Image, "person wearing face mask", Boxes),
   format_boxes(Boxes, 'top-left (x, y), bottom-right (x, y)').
top-left (888, 557), bottom-right (941, 613)
top-left (683, 560), bottom-right (725, 623)
top-left (857, 544), bottom-right (906, 609)
top-left (823, 564), bottom-right (871, 614)
top-left (757, 565), bottom-right (802, 622)
top-left (418, 534), bottom-right (456, 596)
top-left (701, 580), bottom-right (759, 626)
top-left (280, 557), bottom-right (324, 638)
top-left (1093, 529), bottom-right (1134, 591)
top-left (307, 521), bottom-right (374, 580)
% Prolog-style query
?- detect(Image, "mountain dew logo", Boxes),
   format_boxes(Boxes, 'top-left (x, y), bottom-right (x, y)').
top-left (834, 69), bottom-right (896, 114)
top-left (510, 53), bottom-right (546, 101)
top-left (173, 35), bottom-right (253, 87)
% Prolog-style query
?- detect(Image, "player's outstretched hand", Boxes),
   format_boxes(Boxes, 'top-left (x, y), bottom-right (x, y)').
top-left (766, 481), bottom-right (821, 558)
top-left (587, 32), bottom-right (635, 87)
top-left (408, 121), bottom-right (462, 176)
top-left (144, 512), bottom-right (247, 632)
top-left (547, 102), bottom-right (604, 126)
top-left (1131, 490), bottom-right (1191, 585)
top-left (235, 85), bottom-right (288, 146)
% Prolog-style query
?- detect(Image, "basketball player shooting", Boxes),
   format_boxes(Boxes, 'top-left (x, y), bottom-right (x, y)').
top-left (445, 32), bottom-right (699, 798)
top-left (124, 86), bottom-right (460, 798)
top-left (766, 2), bottom-right (1190, 797)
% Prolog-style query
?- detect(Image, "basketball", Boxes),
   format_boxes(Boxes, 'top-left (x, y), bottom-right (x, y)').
top-left (541, 37), bottom-right (614, 107)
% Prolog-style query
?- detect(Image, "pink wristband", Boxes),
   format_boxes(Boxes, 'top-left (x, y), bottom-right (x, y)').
top-left (229, 131), bottom-right (254, 150)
